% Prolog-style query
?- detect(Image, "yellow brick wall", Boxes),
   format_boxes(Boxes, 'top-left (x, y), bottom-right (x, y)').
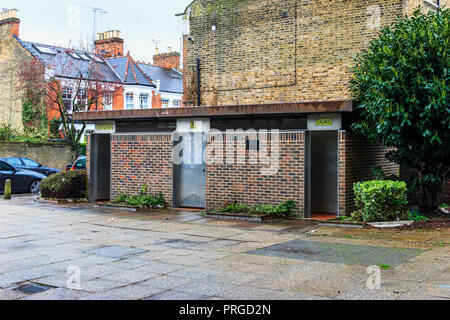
top-left (184, 0), bottom-right (444, 106)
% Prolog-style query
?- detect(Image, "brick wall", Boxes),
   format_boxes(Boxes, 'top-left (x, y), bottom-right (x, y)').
top-left (94, 38), bottom-right (124, 58)
top-left (338, 131), bottom-right (400, 215)
top-left (205, 131), bottom-right (305, 216)
top-left (110, 134), bottom-right (173, 204)
top-left (184, 0), bottom-right (406, 106)
top-left (86, 134), bottom-right (91, 181)
top-left (0, 33), bottom-right (33, 131)
top-left (153, 52), bottom-right (181, 69)
top-left (0, 142), bottom-right (76, 171)
top-left (184, 0), bottom-right (446, 107)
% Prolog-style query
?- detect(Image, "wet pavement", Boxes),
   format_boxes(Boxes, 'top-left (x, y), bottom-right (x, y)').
top-left (0, 195), bottom-right (448, 300)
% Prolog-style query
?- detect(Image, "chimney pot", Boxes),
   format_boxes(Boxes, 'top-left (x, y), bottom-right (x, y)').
top-left (0, 9), bottom-right (20, 39)
top-left (95, 29), bottom-right (124, 57)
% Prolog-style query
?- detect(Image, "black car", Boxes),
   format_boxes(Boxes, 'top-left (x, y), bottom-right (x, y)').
top-left (0, 157), bottom-right (60, 176)
top-left (0, 160), bottom-right (46, 194)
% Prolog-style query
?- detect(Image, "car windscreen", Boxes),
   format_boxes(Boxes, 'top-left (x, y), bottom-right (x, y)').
top-left (22, 158), bottom-right (40, 167)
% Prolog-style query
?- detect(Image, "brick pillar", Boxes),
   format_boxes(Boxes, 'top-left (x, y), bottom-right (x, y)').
top-left (338, 130), bottom-right (347, 216)
top-left (85, 134), bottom-right (91, 183)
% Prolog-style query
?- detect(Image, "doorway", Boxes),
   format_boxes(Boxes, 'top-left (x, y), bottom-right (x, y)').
top-left (174, 132), bottom-right (206, 208)
top-left (89, 134), bottom-right (111, 201)
top-left (310, 131), bottom-right (338, 218)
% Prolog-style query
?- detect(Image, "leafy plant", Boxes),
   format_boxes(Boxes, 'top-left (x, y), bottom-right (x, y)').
top-left (217, 200), bottom-right (296, 216)
top-left (408, 210), bottom-right (429, 222)
top-left (351, 9), bottom-right (450, 213)
top-left (351, 180), bottom-right (408, 222)
top-left (40, 170), bottom-right (88, 199)
top-left (113, 186), bottom-right (166, 208)
top-left (378, 264), bottom-right (392, 270)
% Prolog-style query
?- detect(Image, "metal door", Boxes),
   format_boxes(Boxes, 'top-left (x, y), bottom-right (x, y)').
top-left (175, 132), bottom-right (206, 208)
top-left (310, 131), bottom-right (338, 215)
top-left (89, 134), bottom-right (111, 201)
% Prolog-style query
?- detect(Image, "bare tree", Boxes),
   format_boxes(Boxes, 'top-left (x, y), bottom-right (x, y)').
top-left (17, 49), bottom-right (121, 150)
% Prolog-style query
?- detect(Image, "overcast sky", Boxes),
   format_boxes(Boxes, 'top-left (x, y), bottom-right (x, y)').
top-left (1, 0), bottom-right (191, 62)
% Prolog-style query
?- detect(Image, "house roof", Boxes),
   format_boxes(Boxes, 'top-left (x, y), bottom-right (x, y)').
top-left (14, 36), bottom-right (121, 83)
top-left (138, 63), bottom-right (183, 94)
top-left (107, 54), bottom-right (155, 87)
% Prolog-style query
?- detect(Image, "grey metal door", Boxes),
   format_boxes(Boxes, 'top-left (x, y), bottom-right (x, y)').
top-left (176, 132), bottom-right (206, 208)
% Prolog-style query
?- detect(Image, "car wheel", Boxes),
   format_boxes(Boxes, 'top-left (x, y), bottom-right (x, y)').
top-left (29, 180), bottom-right (41, 194)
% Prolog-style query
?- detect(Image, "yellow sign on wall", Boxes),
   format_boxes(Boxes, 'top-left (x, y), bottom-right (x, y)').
top-left (316, 119), bottom-right (333, 126)
top-left (190, 121), bottom-right (196, 129)
top-left (96, 124), bottom-right (114, 132)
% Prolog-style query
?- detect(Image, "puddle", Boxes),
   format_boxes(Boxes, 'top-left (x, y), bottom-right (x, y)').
top-left (13, 283), bottom-right (53, 295)
top-left (247, 239), bottom-right (424, 267)
top-left (82, 245), bottom-right (147, 258)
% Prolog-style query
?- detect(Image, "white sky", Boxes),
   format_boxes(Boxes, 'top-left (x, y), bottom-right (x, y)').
top-left (1, 0), bottom-right (191, 62)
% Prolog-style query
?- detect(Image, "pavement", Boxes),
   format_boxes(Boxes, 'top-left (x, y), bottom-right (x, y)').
top-left (0, 195), bottom-right (449, 300)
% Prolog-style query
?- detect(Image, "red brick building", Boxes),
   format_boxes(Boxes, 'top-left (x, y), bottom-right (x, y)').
top-left (76, 0), bottom-right (448, 217)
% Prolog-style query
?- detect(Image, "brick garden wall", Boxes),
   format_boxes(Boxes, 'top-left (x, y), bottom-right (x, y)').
top-left (0, 142), bottom-right (75, 171)
top-left (110, 134), bottom-right (173, 205)
top-left (338, 131), bottom-right (399, 216)
top-left (205, 131), bottom-right (305, 216)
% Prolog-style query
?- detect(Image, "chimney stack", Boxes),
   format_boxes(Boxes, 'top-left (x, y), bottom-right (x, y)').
top-left (0, 9), bottom-right (20, 39)
top-left (153, 48), bottom-right (180, 69)
top-left (94, 30), bottom-right (124, 58)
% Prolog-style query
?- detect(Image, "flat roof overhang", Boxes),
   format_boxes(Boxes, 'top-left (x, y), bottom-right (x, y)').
top-left (74, 100), bottom-right (353, 122)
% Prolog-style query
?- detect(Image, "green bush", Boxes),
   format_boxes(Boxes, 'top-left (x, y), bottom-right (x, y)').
top-left (351, 180), bottom-right (408, 222)
top-left (113, 185), bottom-right (166, 208)
top-left (40, 170), bottom-right (88, 199)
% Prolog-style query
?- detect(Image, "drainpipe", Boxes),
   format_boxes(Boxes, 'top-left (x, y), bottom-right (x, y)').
top-left (196, 58), bottom-right (201, 106)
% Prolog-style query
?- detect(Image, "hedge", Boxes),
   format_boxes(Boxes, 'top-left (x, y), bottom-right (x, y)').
top-left (40, 170), bottom-right (88, 199)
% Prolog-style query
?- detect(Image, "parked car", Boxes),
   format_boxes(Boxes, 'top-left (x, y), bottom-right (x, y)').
top-left (66, 156), bottom-right (86, 171)
top-left (0, 160), bottom-right (46, 194)
top-left (0, 157), bottom-right (60, 177)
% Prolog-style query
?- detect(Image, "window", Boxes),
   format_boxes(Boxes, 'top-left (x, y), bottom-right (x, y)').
top-left (162, 99), bottom-right (170, 108)
top-left (173, 100), bottom-right (181, 107)
top-left (68, 52), bottom-right (81, 59)
top-left (0, 161), bottom-right (13, 171)
top-left (5, 158), bottom-right (22, 167)
top-left (139, 93), bottom-right (149, 109)
top-left (33, 44), bottom-right (56, 55)
top-left (246, 139), bottom-right (260, 151)
top-left (62, 87), bottom-right (73, 113)
top-left (87, 53), bottom-right (104, 63)
top-left (22, 159), bottom-right (40, 167)
top-left (126, 93), bottom-right (134, 109)
top-left (103, 93), bottom-right (113, 110)
top-left (76, 89), bottom-right (87, 111)
top-left (75, 158), bottom-right (86, 170)
top-left (77, 53), bottom-right (91, 61)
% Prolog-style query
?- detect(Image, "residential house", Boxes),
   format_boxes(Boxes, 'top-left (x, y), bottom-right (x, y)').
top-left (0, 10), bottom-right (183, 139)
top-left (76, 0), bottom-right (449, 215)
